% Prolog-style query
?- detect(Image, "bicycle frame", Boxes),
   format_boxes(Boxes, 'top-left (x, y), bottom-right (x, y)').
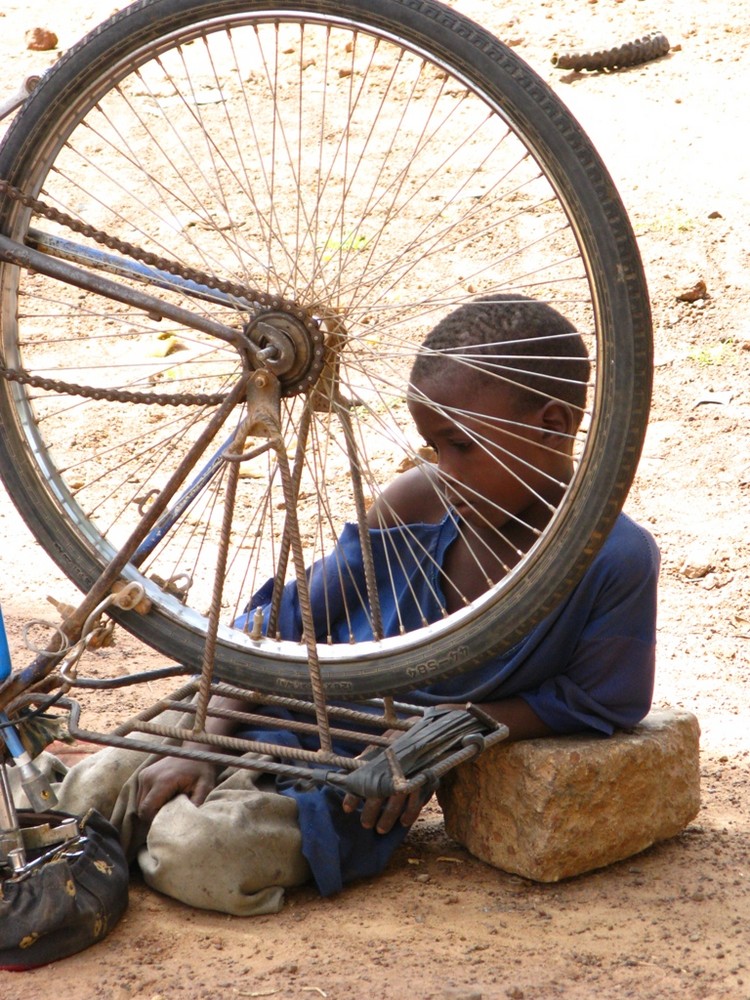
top-left (0, 0), bottom-right (652, 882)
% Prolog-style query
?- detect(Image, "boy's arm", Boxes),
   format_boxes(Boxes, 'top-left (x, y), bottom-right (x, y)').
top-left (472, 696), bottom-right (554, 740)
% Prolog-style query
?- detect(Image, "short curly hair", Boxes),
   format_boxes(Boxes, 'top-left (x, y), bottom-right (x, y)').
top-left (409, 293), bottom-right (590, 415)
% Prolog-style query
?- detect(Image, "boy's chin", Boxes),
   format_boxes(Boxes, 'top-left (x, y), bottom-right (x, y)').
top-left (452, 505), bottom-right (506, 531)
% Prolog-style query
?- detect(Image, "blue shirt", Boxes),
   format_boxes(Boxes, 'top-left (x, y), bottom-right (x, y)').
top-left (237, 512), bottom-right (659, 895)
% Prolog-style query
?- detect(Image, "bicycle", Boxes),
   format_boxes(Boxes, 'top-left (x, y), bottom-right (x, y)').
top-left (0, 0), bottom-right (651, 878)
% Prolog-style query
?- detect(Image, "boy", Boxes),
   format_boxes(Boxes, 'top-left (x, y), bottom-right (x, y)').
top-left (50, 294), bottom-right (660, 914)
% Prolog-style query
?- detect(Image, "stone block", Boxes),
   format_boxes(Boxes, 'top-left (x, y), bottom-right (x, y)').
top-left (437, 709), bottom-right (700, 882)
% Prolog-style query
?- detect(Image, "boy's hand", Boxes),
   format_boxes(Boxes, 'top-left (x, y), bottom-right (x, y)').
top-left (341, 789), bottom-right (428, 834)
top-left (136, 756), bottom-right (217, 823)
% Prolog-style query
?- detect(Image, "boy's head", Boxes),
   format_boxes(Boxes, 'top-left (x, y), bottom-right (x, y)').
top-left (409, 293), bottom-right (590, 421)
top-left (406, 295), bottom-right (590, 527)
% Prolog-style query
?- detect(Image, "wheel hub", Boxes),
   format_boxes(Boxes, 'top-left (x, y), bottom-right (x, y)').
top-left (244, 308), bottom-right (326, 397)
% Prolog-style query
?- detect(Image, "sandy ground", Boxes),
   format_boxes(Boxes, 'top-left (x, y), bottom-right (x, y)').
top-left (0, 1), bottom-right (749, 998)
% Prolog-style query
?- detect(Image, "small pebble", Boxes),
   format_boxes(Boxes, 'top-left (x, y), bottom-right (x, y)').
top-left (25, 26), bottom-right (58, 51)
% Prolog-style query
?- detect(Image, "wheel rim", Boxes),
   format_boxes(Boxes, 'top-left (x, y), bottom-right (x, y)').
top-left (0, 1), bottom-right (650, 696)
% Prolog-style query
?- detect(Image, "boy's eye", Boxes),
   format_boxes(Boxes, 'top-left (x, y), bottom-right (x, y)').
top-left (448, 439), bottom-right (471, 452)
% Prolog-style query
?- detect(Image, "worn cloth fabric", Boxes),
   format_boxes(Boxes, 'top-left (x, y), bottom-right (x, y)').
top-left (18, 715), bottom-right (311, 916)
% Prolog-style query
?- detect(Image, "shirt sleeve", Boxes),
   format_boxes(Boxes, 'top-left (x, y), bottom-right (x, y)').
top-left (519, 518), bottom-right (660, 735)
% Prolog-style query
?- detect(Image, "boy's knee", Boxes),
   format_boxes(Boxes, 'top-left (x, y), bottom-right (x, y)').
top-left (55, 745), bottom-right (148, 818)
top-left (138, 789), bottom-right (310, 915)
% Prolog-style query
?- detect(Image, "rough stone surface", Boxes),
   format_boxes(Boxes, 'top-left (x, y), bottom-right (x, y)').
top-left (437, 709), bottom-right (701, 882)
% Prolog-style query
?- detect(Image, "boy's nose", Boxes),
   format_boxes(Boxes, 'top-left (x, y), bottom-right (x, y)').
top-left (436, 455), bottom-right (453, 477)
top-left (437, 458), bottom-right (463, 490)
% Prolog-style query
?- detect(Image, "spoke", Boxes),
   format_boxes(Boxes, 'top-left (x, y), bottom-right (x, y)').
top-left (0, 235), bottom-right (242, 346)
top-left (27, 228), bottom-right (258, 312)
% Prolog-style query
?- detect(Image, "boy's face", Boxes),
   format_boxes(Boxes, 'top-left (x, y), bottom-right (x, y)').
top-left (407, 374), bottom-right (572, 529)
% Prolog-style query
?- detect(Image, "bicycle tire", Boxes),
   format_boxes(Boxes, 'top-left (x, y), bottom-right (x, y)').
top-left (0, 0), bottom-right (651, 699)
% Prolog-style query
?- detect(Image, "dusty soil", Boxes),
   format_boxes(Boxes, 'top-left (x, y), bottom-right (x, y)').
top-left (1, 1), bottom-right (749, 998)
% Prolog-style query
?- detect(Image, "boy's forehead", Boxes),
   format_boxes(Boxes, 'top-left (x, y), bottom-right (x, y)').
top-left (407, 374), bottom-right (519, 418)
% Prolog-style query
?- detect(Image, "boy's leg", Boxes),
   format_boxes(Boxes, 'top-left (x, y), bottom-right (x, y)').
top-left (55, 747), bottom-right (310, 915)
top-left (6, 741), bottom-right (155, 855)
top-left (139, 763), bottom-right (311, 916)
top-left (13, 712), bottom-right (312, 916)
top-left (50, 707), bottom-right (191, 857)
top-left (54, 741), bottom-right (311, 916)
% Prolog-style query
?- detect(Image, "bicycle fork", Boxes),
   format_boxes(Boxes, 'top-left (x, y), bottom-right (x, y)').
top-left (0, 607), bottom-right (59, 870)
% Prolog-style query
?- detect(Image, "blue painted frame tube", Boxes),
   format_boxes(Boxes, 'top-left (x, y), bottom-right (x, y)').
top-left (0, 609), bottom-right (28, 758)
top-left (132, 434), bottom-right (235, 564)
top-left (0, 606), bottom-right (11, 682)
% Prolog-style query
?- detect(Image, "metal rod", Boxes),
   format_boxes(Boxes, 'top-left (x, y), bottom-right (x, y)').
top-left (194, 435), bottom-right (242, 734)
top-left (0, 762), bottom-right (26, 870)
top-left (133, 436), bottom-right (271, 564)
top-left (0, 234), bottom-right (243, 347)
top-left (0, 377), bottom-right (249, 712)
top-left (26, 227), bottom-right (259, 312)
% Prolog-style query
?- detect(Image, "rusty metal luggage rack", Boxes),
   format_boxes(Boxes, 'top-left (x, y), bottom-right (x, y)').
top-left (1, 587), bottom-right (507, 881)
top-left (1, 553), bottom-right (506, 863)
top-left (4, 656), bottom-right (508, 805)
top-left (11, 677), bottom-right (508, 796)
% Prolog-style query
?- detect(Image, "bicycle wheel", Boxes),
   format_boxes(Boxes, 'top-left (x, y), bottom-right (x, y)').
top-left (0, 0), bottom-right (651, 699)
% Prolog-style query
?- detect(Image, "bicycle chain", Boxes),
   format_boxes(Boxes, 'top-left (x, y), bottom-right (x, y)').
top-left (0, 363), bottom-right (229, 407)
top-left (0, 177), bottom-right (300, 407)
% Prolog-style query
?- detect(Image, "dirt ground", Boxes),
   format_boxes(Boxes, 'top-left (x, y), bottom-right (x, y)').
top-left (1, 0), bottom-right (749, 998)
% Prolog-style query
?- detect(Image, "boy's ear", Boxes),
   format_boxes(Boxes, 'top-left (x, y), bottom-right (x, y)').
top-left (537, 400), bottom-right (576, 444)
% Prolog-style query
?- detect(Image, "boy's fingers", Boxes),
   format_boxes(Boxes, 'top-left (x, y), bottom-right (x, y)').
top-left (342, 792), bottom-right (361, 813)
top-left (399, 789), bottom-right (427, 828)
top-left (374, 793), bottom-right (409, 834)
top-left (342, 789), bottom-right (427, 832)
top-left (136, 779), bottom-right (173, 822)
top-left (188, 775), bottom-right (215, 808)
top-left (360, 796), bottom-right (387, 829)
